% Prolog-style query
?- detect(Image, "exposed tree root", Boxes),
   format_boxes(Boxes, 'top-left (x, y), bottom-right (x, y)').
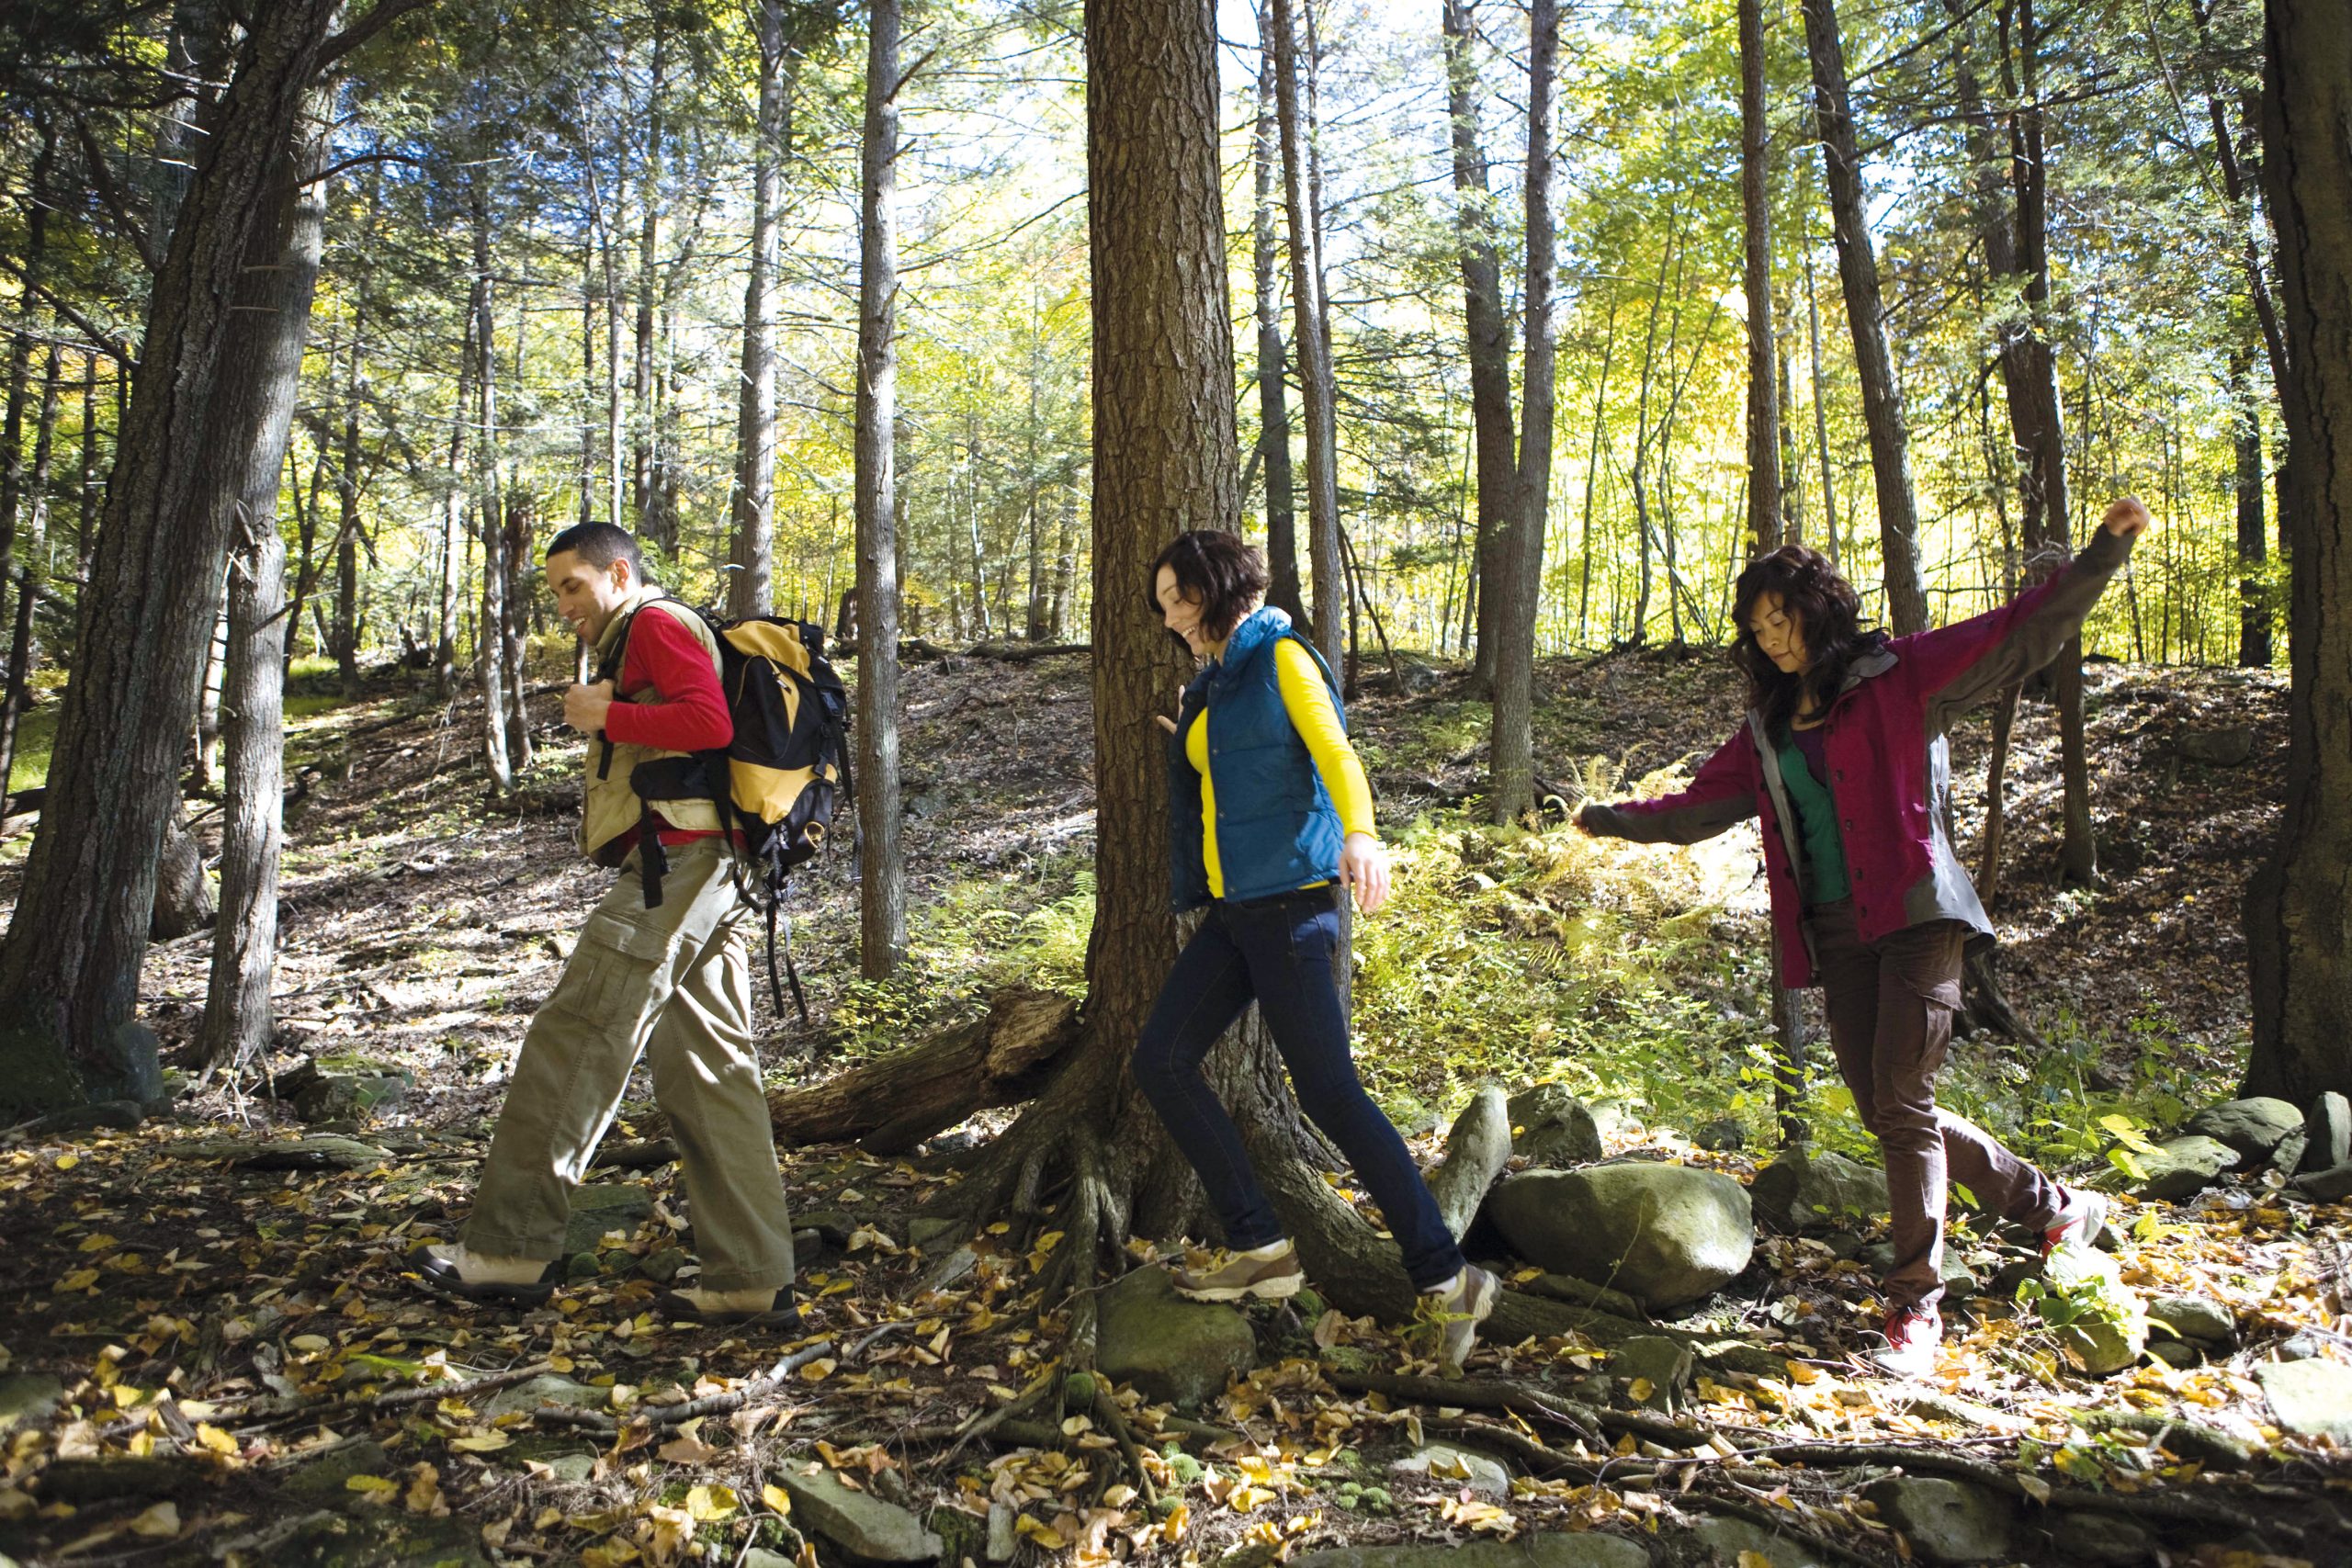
top-left (1091, 1377), bottom-right (1159, 1508)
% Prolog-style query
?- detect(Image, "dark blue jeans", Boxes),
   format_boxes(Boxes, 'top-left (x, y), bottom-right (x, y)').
top-left (1129, 886), bottom-right (1465, 1291)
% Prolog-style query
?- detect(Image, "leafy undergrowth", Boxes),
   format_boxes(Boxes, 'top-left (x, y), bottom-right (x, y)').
top-left (0, 643), bottom-right (2346, 1566)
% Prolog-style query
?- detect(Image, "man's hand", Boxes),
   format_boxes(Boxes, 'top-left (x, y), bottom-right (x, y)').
top-left (1340, 831), bottom-right (1390, 915)
top-left (564, 679), bottom-right (616, 736)
top-left (2101, 495), bottom-right (2153, 539)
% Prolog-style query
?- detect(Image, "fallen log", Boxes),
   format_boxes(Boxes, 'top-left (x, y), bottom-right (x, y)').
top-left (648, 987), bottom-right (1080, 1154)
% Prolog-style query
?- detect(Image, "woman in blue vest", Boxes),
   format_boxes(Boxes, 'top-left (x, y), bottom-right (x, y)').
top-left (1132, 530), bottom-right (1498, 1370)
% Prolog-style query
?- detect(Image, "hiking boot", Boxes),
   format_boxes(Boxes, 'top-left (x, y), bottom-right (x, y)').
top-left (1868, 1303), bottom-right (1942, 1379)
top-left (413, 1242), bottom-right (559, 1306)
top-left (1170, 1241), bottom-right (1305, 1303)
top-left (655, 1286), bottom-right (805, 1330)
top-left (1421, 1264), bottom-right (1500, 1372)
top-left (2043, 1187), bottom-right (2110, 1257)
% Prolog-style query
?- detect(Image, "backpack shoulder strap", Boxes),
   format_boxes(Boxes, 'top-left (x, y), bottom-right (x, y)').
top-left (595, 592), bottom-right (698, 687)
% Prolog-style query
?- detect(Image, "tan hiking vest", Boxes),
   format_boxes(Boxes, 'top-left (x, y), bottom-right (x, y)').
top-left (580, 587), bottom-right (726, 864)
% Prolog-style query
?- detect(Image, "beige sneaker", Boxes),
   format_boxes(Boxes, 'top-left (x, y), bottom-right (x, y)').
top-left (656, 1286), bottom-right (804, 1328)
top-left (1170, 1241), bottom-right (1306, 1303)
top-left (413, 1242), bottom-right (557, 1305)
top-left (1421, 1264), bottom-right (1500, 1371)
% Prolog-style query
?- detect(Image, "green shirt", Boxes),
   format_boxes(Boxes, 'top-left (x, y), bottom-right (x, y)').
top-left (1774, 727), bottom-right (1850, 906)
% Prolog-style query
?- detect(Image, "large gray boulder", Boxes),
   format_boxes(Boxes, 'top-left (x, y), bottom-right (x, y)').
top-left (1863, 1476), bottom-right (2014, 1564)
top-left (2295, 1162), bottom-right (2352, 1202)
top-left (2303, 1092), bottom-right (2351, 1174)
top-left (2257, 1359), bottom-right (2352, 1444)
top-left (2184, 1098), bottom-right (2303, 1165)
top-left (1748, 1145), bottom-right (1889, 1233)
top-left (1509, 1083), bottom-right (1603, 1167)
top-left (2136, 1135), bottom-right (2240, 1201)
top-left (773, 1460), bottom-right (944, 1562)
top-left (1095, 1266), bottom-right (1256, 1409)
top-left (1487, 1163), bottom-right (1752, 1313)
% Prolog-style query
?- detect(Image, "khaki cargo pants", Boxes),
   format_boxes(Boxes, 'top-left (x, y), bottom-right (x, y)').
top-left (460, 838), bottom-right (796, 1292)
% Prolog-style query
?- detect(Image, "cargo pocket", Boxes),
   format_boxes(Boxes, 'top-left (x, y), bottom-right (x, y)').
top-left (548, 909), bottom-right (677, 1026)
top-left (1883, 921), bottom-right (1964, 1011)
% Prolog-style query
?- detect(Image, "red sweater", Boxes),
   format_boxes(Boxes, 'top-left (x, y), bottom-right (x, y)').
top-left (604, 604), bottom-right (733, 851)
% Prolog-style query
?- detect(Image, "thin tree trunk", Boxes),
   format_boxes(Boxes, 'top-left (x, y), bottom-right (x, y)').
top-left (855, 0), bottom-right (908, 979)
top-left (1268, 0), bottom-right (1341, 668)
top-left (1800, 0), bottom-right (1928, 634)
top-left (1442, 0), bottom-right (1516, 696)
top-left (1577, 290), bottom-right (1618, 639)
top-left (0, 348), bottom-right (61, 791)
top-left (1251, 28), bottom-right (1304, 626)
top-left (470, 181), bottom-right (513, 793)
top-left (193, 593), bottom-right (228, 792)
top-left (0, 0), bottom-right (347, 1107)
top-left (1803, 239), bottom-right (1839, 568)
top-left (729, 0), bottom-right (791, 620)
top-left (2232, 346), bottom-right (2270, 667)
top-left (435, 315), bottom-right (473, 693)
top-left (2007, 0), bottom-right (2095, 884)
top-left (632, 24), bottom-right (668, 547)
top-left (1488, 0), bottom-right (1556, 825)
top-left (2244, 0), bottom-right (2352, 1104)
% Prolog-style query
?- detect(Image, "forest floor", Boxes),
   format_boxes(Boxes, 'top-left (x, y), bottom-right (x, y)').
top-left (0, 640), bottom-right (2345, 1568)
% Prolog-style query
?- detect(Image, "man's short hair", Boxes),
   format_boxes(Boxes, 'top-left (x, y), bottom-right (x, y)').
top-left (545, 522), bottom-right (645, 578)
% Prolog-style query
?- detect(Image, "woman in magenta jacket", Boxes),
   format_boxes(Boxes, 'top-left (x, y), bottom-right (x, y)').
top-left (1578, 496), bottom-right (2152, 1376)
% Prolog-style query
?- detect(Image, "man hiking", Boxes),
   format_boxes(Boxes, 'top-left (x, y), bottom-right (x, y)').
top-left (413, 522), bottom-right (799, 1326)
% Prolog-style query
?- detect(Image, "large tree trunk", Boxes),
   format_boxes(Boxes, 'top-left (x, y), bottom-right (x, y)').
top-left (920, 0), bottom-right (1333, 1359)
top-left (729, 0), bottom-right (791, 621)
top-left (1250, 28), bottom-right (1304, 626)
top-left (2244, 0), bottom-right (2352, 1104)
top-left (1442, 0), bottom-right (1517, 698)
top-left (1487, 0), bottom-right (1558, 825)
top-left (0, 0), bottom-right (347, 1111)
top-left (1267, 0), bottom-right (1342, 668)
top-left (200, 99), bottom-right (326, 1072)
top-left (1800, 0), bottom-right (1928, 635)
top-left (855, 0), bottom-right (908, 980)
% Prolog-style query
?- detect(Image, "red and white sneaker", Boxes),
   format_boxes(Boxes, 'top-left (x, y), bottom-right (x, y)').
top-left (2042, 1188), bottom-right (2110, 1258)
top-left (1869, 1304), bottom-right (1942, 1379)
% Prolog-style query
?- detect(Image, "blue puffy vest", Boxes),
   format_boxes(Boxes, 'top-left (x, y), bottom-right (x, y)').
top-left (1165, 606), bottom-right (1348, 911)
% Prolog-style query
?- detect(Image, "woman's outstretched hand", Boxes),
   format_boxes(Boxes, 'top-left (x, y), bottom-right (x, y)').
top-left (2101, 495), bottom-right (2153, 539)
top-left (1340, 831), bottom-right (1390, 915)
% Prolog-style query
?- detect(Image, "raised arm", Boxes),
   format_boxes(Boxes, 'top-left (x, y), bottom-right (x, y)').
top-left (1577, 726), bottom-right (1759, 845)
top-left (1912, 497), bottom-right (2149, 732)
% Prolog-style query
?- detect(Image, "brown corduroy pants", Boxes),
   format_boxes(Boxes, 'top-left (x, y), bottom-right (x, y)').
top-left (1807, 900), bottom-right (2065, 1313)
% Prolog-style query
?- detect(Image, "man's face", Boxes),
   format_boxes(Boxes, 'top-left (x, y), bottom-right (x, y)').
top-left (546, 549), bottom-right (635, 645)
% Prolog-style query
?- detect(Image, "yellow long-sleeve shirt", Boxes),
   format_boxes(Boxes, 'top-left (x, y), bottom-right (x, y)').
top-left (1185, 637), bottom-right (1376, 898)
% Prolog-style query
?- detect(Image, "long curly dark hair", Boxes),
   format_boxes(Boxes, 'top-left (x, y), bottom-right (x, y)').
top-left (1731, 546), bottom-right (1870, 734)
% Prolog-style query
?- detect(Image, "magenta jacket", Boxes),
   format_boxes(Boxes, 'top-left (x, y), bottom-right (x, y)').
top-left (1582, 527), bottom-right (2134, 987)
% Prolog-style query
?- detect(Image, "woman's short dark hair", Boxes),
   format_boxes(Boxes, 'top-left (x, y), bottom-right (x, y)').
top-left (1731, 545), bottom-right (1867, 733)
top-left (1146, 530), bottom-right (1271, 644)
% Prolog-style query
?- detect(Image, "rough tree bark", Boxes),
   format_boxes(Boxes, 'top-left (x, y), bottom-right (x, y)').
top-left (1267, 0), bottom-right (1342, 668)
top-left (2244, 0), bottom-right (2352, 1104)
top-left (1441, 0), bottom-right (1516, 698)
top-left (854, 0), bottom-right (908, 979)
top-left (0, 0), bottom-right (353, 1111)
top-left (1800, 0), bottom-right (1928, 635)
top-left (200, 96), bottom-right (328, 1071)
top-left (1488, 0), bottom-right (1559, 825)
top-left (1250, 26), bottom-right (1304, 627)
